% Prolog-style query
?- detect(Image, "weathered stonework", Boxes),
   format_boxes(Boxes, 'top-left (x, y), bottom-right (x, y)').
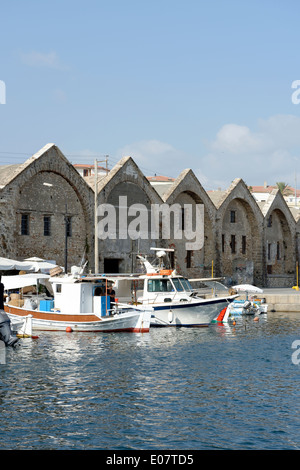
top-left (0, 143), bottom-right (298, 288)
top-left (96, 156), bottom-right (164, 273)
top-left (261, 190), bottom-right (296, 287)
top-left (163, 169), bottom-right (217, 279)
top-left (0, 144), bottom-right (94, 271)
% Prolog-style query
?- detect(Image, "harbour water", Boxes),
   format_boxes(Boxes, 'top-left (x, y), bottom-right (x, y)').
top-left (1, 312), bottom-right (300, 450)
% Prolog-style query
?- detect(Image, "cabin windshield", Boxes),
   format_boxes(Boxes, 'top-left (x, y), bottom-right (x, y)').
top-left (178, 278), bottom-right (193, 292)
top-left (171, 278), bottom-right (184, 292)
top-left (147, 279), bottom-right (174, 293)
top-left (147, 277), bottom-right (193, 293)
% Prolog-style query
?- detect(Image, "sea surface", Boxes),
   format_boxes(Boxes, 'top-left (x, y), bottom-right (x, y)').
top-left (1, 312), bottom-right (300, 450)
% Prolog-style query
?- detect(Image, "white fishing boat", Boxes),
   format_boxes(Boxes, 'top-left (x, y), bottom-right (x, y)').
top-left (3, 269), bottom-right (152, 333)
top-left (109, 249), bottom-right (238, 327)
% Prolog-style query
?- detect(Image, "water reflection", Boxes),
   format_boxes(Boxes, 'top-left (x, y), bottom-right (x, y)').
top-left (1, 312), bottom-right (300, 449)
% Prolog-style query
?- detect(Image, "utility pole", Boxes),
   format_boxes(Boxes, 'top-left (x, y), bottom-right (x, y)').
top-left (94, 159), bottom-right (99, 273)
top-left (64, 203), bottom-right (68, 274)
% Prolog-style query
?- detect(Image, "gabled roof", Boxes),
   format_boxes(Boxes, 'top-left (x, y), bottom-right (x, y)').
top-left (147, 175), bottom-right (175, 182)
top-left (260, 188), bottom-right (298, 227)
top-left (0, 164), bottom-right (23, 188)
top-left (0, 143), bottom-right (74, 189)
top-left (210, 178), bottom-right (244, 209)
top-left (213, 178), bottom-right (263, 223)
top-left (160, 168), bottom-right (217, 219)
top-left (96, 155), bottom-right (163, 204)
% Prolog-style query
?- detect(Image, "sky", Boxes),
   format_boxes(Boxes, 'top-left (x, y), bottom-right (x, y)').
top-left (1, 0), bottom-right (300, 190)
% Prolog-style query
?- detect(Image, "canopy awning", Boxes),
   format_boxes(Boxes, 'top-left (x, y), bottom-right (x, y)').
top-left (2, 273), bottom-right (50, 290)
top-left (0, 257), bottom-right (37, 272)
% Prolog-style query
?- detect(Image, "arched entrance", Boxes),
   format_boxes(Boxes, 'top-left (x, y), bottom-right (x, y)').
top-left (220, 197), bottom-right (262, 285)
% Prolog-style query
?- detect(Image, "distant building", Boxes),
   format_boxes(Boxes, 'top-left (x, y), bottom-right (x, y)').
top-left (250, 183), bottom-right (300, 207)
top-left (74, 163), bottom-right (109, 178)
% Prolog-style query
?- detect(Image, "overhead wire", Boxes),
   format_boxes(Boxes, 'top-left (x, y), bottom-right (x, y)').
top-left (0, 150), bottom-right (171, 177)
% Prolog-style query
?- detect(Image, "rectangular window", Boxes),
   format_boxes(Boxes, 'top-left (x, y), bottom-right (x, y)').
top-left (186, 250), bottom-right (192, 268)
top-left (169, 251), bottom-right (175, 269)
top-left (242, 235), bottom-right (246, 254)
top-left (268, 243), bottom-right (271, 260)
top-left (267, 265), bottom-right (272, 274)
top-left (267, 215), bottom-right (272, 227)
top-left (66, 216), bottom-right (72, 237)
top-left (44, 216), bottom-right (51, 236)
top-left (230, 210), bottom-right (236, 223)
top-left (21, 214), bottom-right (29, 235)
top-left (222, 234), bottom-right (225, 253)
top-left (230, 235), bottom-right (236, 253)
top-left (277, 241), bottom-right (281, 260)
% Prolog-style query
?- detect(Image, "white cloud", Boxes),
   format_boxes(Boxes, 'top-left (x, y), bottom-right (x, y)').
top-left (113, 115), bottom-right (300, 191)
top-left (196, 114), bottom-right (300, 189)
top-left (21, 50), bottom-right (65, 69)
top-left (211, 123), bottom-right (271, 155)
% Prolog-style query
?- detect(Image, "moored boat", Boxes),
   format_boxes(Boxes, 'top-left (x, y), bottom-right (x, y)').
top-left (3, 270), bottom-right (152, 333)
top-left (110, 250), bottom-right (238, 327)
top-left (214, 284), bottom-right (268, 323)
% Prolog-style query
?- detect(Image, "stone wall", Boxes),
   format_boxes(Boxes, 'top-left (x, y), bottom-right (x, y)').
top-left (0, 143), bottom-right (299, 288)
top-left (0, 144), bottom-right (94, 271)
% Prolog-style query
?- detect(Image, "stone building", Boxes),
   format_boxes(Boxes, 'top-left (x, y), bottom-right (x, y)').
top-left (0, 143), bottom-right (298, 288)
top-left (0, 144), bottom-right (94, 270)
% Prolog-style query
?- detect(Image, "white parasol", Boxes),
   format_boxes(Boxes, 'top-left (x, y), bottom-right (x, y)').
top-left (232, 284), bottom-right (263, 293)
top-left (24, 257), bottom-right (58, 273)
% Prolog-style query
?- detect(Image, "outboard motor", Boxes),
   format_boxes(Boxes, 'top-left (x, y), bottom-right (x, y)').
top-left (0, 310), bottom-right (19, 347)
top-left (243, 300), bottom-right (252, 310)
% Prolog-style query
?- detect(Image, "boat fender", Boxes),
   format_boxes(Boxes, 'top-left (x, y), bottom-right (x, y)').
top-left (216, 307), bottom-right (227, 322)
top-left (168, 309), bottom-right (174, 323)
top-left (0, 309), bottom-right (19, 347)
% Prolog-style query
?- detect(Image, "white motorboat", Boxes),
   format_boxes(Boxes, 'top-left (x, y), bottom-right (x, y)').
top-left (3, 269), bottom-right (152, 333)
top-left (109, 250), bottom-right (238, 327)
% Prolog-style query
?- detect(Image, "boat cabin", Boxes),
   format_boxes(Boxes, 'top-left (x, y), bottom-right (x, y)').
top-left (48, 277), bottom-right (113, 316)
top-left (138, 274), bottom-right (194, 304)
top-left (109, 272), bottom-right (195, 305)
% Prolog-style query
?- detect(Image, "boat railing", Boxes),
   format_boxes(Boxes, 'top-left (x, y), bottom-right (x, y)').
top-left (140, 290), bottom-right (192, 305)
